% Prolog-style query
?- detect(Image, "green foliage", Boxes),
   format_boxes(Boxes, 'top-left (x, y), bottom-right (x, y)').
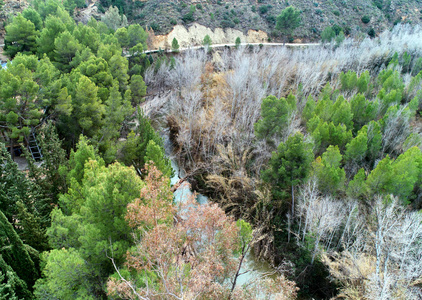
top-left (347, 168), bottom-right (368, 199)
top-left (0, 210), bottom-right (38, 296)
top-left (276, 6), bottom-right (301, 41)
top-left (366, 121), bottom-right (382, 164)
top-left (308, 117), bottom-right (352, 154)
top-left (172, 37), bottom-right (180, 52)
top-left (312, 145), bottom-right (346, 195)
top-left (54, 31), bottom-right (82, 72)
top-left (182, 4), bottom-right (196, 23)
top-left (99, 81), bottom-right (133, 163)
top-left (235, 36), bottom-right (241, 49)
top-left (321, 26), bottom-right (335, 43)
top-left (345, 128), bottom-right (368, 165)
top-left (302, 95), bottom-right (316, 123)
top-left (36, 15), bottom-right (67, 60)
top-left (40, 152), bottom-right (143, 297)
top-left (340, 70), bottom-right (371, 94)
top-left (203, 34), bottom-right (212, 46)
top-left (127, 24), bottom-right (148, 49)
top-left (129, 74), bottom-right (147, 105)
top-left (71, 75), bottom-right (105, 137)
top-left (118, 110), bottom-right (164, 171)
top-left (4, 14), bottom-right (38, 58)
top-left (350, 93), bottom-right (378, 132)
top-left (0, 143), bottom-right (44, 236)
top-left (262, 133), bottom-right (313, 199)
top-left (365, 146), bottom-right (422, 203)
top-left (67, 136), bottom-right (104, 185)
top-left (34, 248), bottom-right (94, 299)
top-left (144, 140), bottom-right (172, 178)
top-left (236, 219), bottom-right (253, 248)
top-left (361, 15), bottom-right (370, 24)
top-left (115, 27), bottom-right (129, 48)
top-left (366, 155), bottom-right (393, 195)
top-left (0, 271), bottom-right (18, 300)
top-left (335, 31), bottom-right (345, 46)
top-left (22, 8), bottom-right (43, 31)
top-left (255, 95), bottom-right (295, 142)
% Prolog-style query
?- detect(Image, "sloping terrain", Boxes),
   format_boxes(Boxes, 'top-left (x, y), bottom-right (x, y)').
top-left (120, 0), bottom-right (422, 41)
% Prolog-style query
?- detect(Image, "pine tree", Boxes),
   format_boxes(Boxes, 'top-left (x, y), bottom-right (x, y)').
top-left (313, 145), bottom-right (346, 195)
top-left (0, 210), bottom-right (38, 293)
top-left (129, 74), bottom-right (147, 105)
top-left (262, 133), bottom-right (313, 207)
top-left (0, 271), bottom-right (18, 300)
top-left (144, 140), bottom-right (172, 178)
top-left (276, 6), bottom-right (301, 44)
top-left (73, 75), bottom-right (105, 137)
top-left (119, 110), bottom-right (164, 171)
top-left (171, 37), bottom-right (180, 53)
top-left (235, 36), bottom-right (241, 49)
top-left (4, 14), bottom-right (38, 58)
top-left (254, 95), bottom-right (292, 143)
top-left (203, 34), bottom-right (212, 47)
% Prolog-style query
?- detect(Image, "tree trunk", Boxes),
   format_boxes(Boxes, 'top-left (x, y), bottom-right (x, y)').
top-left (229, 243), bottom-right (250, 299)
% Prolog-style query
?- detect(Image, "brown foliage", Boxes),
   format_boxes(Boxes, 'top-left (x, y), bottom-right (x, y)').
top-left (108, 164), bottom-right (298, 300)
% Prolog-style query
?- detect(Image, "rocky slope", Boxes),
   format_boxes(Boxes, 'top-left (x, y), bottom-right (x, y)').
top-left (123, 0), bottom-right (422, 41)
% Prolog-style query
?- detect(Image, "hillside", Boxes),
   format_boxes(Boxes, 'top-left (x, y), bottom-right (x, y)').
top-left (115, 0), bottom-right (422, 41)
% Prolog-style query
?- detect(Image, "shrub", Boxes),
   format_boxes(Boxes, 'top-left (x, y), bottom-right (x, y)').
top-left (333, 10), bottom-right (340, 16)
top-left (332, 24), bottom-right (342, 35)
top-left (259, 5), bottom-right (269, 14)
top-left (368, 27), bottom-right (376, 38)
top-left (251, 5), bottom-right (256, 13)
top-left (196, 3), bottom-right (202, 10)
top-left (221, 19), bottom-right (235, 28)
top-left (321, 26), bottom-right (336, 42)
top-left (150, 22), bottom-right (160, 32)
top-left (203, 34), bottom-right (212, 46)
top-left (373, 0), bottom-right (383, 10)
top-left (170, 18), bottom-right (177, 25)
top-left (235, 36), bottom-right (241, 48)
top-left (343, 26), bottom-right (351, 35)
top-left (361, 15), bottom-right (370, 24)
top-left (266, 15), bottom-right (276, 25)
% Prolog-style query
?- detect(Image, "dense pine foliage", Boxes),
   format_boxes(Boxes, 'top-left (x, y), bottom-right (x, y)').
top-left (1, 0), bottom-right (422, 299)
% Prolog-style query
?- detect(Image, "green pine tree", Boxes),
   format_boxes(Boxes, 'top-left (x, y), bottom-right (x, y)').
top-left (144, 140), bottom-right (173, 178)
top-left (262, 133), bottom-right (313, 205)
top-left (4, 14), bottom-right (38, 58)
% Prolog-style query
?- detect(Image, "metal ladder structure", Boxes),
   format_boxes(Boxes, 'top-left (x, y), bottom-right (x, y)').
top-left (28, 130), bottom-right (43, 161)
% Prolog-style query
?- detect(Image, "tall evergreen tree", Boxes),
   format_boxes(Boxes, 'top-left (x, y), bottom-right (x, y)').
top-left (262, 133), bottom-right (313, 215)
top-left (4, 14), bottom-right (38, 58)
top-left (0, 210), bottom-right (38, 296)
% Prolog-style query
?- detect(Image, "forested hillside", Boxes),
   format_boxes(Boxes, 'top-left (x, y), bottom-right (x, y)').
top-left (121, 0), bottom-right (422, 40)
top-left (2, 0), bottom-right (422, 44)
top-left (1, 0), bottom-right (422, 299)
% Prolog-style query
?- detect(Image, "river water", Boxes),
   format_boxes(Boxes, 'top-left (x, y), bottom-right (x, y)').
top-left (163, 131), bottom-right (273, 288)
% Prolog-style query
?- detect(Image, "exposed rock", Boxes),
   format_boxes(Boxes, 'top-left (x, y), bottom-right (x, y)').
top-left (151, 23), bottom-right (268, 50)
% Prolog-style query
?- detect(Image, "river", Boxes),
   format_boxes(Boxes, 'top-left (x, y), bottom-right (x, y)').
top-left (163, 131), bottom-right (273, 288)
